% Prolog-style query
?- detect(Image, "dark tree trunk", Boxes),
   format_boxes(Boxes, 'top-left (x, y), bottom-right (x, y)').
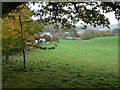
top-left (5, 50), bottom-right (9, 61)
top-left (19, 11), bottom-right (26, 69)
top-left (22, 48), bottom-right (26, 68)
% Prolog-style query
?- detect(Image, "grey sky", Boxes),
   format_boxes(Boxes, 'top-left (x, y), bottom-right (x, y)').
top-left (104, 12), bottom-right (118, 25)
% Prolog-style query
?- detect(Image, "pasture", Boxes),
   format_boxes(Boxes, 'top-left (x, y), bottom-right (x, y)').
top-left (3, 36), bottom-right (119, 88)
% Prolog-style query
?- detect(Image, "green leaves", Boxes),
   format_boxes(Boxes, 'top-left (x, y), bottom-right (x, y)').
top-left (2, 3), bottom-right (43, 51)
top-left (30, 2), bottom-right (118, 30)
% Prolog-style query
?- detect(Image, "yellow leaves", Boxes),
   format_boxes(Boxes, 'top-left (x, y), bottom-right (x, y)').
top-left (14, 10), bottom-right (18, 13)
top-left (15, 16), bottom-right (19, 20)
top-left (4, 16), bottom-right (8, 20)
top-left (26, 42), bottom-right (32, 45)
top-left (34, 34), bottom-right (38, 37)
top-left (2, 17), bottom-right (21, 50)
top-left (2, 3), bottom-right (43, 51)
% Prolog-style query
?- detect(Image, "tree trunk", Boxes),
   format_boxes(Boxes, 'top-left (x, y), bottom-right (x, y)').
top-left (19, 11), bottom-right (26, 69)
top-left (5, 50), bottom-right (9, 61)
top-left (22, 48), bottom-right (26, 68)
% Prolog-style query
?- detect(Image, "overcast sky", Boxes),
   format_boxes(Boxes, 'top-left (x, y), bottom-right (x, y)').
top-left (75, 12), bottom-right (118, 26)
top-left (104, 12), bottom-right (118, 25)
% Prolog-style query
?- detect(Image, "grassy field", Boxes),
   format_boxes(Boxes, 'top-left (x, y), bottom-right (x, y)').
top-left (3, 36), bottom-right (119, 88)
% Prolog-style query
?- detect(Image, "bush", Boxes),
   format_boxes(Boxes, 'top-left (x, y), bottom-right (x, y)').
top-left (80, 30), bottom-right (113, 40)
top-left (80, 30), bottom-right (96, 40)
top-left (97, 31), bottom-right (111, 37)
top-left (33, 44), bottom-right (39, 48)
top-left (43, 35), bottom-right (52, 41)
top-left (118, 33), bottom-right (120, 36)
top-left (52, 33), bottom-right (60, 42)
top-left (48, 46), bottom-right (55, 50)
top-left (40, 46), bottom-right (47, 50)
top-left (112, 28), bottom-right (120, 34)
top-left (62, 33), bottom-right (70, 39)
top-left (39, 45), bottom-right (56, 50)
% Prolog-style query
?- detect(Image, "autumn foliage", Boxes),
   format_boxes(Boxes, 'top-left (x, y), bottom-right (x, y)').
top-left (2, 4), bottom-right (42, 61)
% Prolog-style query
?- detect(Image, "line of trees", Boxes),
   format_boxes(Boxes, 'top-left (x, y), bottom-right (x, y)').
top-left (80, 30), bottom-right (115, 40)
top-left (112, 28), bottom-right (120, 35)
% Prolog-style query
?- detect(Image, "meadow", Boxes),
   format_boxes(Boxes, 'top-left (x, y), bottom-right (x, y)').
top-left (3, 36), bottom-right (119, 88)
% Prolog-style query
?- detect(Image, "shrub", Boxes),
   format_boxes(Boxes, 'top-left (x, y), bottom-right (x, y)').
top-left (40, 46), bottom-right (47, 50)
top-left (52, 33), bottom-right (60, 42)
top-left (112, 28), bottom-right (120, 34)
top-left (80, 30), bottom-right (113, 40)
top-left (43, 35), bottom-right (52, 41)
top-left (118, 33), bottom-right (120, 36)
top-left (95, 31), bottom-right (101, 37)
top-left (51, 46), bottom-right (55, 50)
top-left (80, 30), bottom-right (96, 40)
top-left (39, 44), bottom-right (56, 50)
top-left (97, 31), bottom-right (111, 37)
top-left (54, 44), bottom-right (57, 47)
top-left (26, 46), bottom-right (35, 51)
top-left (62, 33), bottom-right (70, 39)
top-left (33, 44), bottom-right (39, 48)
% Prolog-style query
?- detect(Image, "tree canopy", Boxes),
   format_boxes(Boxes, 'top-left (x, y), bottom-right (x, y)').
top-left (2, 2), bottom-right (119, 30)
top-left (29, 2), bottom-right (119, 30)
top-left (2, 2), bottom-right (24, 15)
top-left (2, 3), bottom-right (42, 62)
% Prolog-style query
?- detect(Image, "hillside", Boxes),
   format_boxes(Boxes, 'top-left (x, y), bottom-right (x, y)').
top-left (3, 36), bottom-right (118, 88)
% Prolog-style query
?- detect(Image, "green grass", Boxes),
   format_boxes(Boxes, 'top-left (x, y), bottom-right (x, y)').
top-left (3, 36), bottom-right (119, 88)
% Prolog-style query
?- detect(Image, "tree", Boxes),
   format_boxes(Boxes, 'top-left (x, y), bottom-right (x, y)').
top-left (2, 12), bottom-right (22, 61)
top-left (43, 35), bottom-right (52, 41)
top-left (112, 28), bottom-right (120, 34)
top-left (2, 2), bottom-right (120, 29)
top-left (52, 33), bottom-right (60, 42)
top-left (30, 2), bottom-right (120, 30)
top-left (68, 27), bottom-right (79, 37)
top-left (2, 2), bottom-right (24, 15)
top-left (2, 3), bottom-right (42, 68)
top-left (80, 30), bottom-right (96, 40)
